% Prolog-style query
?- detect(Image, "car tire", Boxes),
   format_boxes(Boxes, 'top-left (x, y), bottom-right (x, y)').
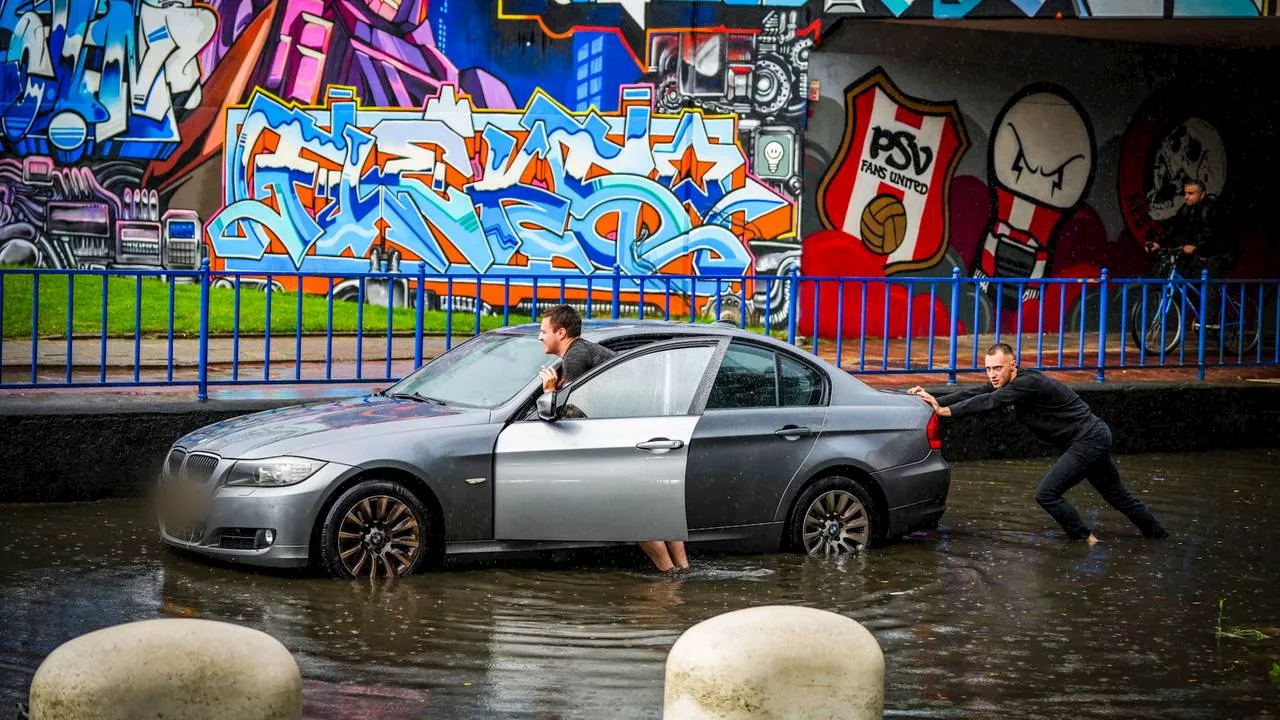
top-left (318, 480), bottom-right (434, 579)
top-left (787, 476), bottom-right (880, 556)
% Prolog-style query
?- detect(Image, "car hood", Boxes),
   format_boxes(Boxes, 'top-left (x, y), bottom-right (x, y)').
top-left (174, 395), bottom-right (488, 459)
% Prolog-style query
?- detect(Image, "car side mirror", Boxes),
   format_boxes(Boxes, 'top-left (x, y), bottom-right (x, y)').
top-left (536, 391), bottom-right (561, 421)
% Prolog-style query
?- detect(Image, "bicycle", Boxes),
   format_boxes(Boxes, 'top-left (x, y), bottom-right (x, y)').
top-left (1128, 248), bottom-right (1259, 356)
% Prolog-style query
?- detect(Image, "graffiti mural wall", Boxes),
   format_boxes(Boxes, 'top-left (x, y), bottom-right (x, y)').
top-left (0, 0), bottom-right (822, 323)
top-left (802, 23), bottom-right (1280, 338)
top-left (208, 83), bottom-right (793, 312)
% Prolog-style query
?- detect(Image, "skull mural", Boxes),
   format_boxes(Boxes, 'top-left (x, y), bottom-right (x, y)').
top-left (1146, 117), bottom-right (1226, 222)
top-left (972, 85), bottom-right (1096, 302)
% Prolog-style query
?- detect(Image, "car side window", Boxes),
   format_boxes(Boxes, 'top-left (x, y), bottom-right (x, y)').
top-left (706, 343), bottom-right (777, 409)
top-left (563, 345), bottom-right (715, 419)
top-left (779, 354), bottom-right (825, 406)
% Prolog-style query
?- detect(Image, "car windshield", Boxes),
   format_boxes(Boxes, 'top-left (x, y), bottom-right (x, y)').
top-left (384, 332), bottom-right (550, 408)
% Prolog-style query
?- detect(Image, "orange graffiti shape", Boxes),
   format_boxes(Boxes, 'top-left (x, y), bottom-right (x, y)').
top-left (670, 145), bottom-right (715, 194)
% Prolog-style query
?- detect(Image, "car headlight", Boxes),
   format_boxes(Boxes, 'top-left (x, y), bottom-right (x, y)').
top-left (225, 457), bottom-right (327, 487)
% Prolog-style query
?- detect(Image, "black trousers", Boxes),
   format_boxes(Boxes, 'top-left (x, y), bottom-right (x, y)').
top-left (1176, 253), bottom-right (1233, 280)
top-left (1035, 422), bottom-right (1167, 540)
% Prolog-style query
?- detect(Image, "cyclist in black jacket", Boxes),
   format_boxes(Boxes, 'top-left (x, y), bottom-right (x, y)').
top-left (909, 343), bottom-right (1168, 543)
top-left (1145, 179), bottom-right (1233, 278)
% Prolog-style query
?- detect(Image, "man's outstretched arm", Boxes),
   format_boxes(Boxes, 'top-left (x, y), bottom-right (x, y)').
top-left (908, 388), bottom-right (953, 417)
top-left (907, 382), bottom-right (992, 414)
top-left (946, 378), bottom-right (1036, 417)
top-left (936, 383), bottom-right (993, 408)
top-left (908, 383), bottom-right (987, 417)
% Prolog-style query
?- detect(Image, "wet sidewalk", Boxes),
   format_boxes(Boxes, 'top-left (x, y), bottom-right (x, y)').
top-left (2, 330), bottom-right (1279, 401)
top-left (0, 334), bottom-right (444, 369)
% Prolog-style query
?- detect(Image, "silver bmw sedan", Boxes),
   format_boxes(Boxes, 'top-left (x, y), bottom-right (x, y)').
top-left (157, 320), bottom-right (949, 578)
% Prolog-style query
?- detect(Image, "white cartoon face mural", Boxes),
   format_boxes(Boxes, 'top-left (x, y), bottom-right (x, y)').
top-left (991, 91), bottom-right (1094, 210)
top-left (1147, 117), bottom-right (1226, 221)
top-left (974, 85), bottom-right (1096, 299)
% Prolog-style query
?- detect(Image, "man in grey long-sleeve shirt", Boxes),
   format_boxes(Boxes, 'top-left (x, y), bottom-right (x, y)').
top-left (535, 304), bottom-right (691, 572)
top-left (908, 343), bottom-right (1167, 543)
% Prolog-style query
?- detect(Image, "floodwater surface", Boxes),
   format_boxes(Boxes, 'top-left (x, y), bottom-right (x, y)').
top-left (1, 449), bottom-right (1277, 719)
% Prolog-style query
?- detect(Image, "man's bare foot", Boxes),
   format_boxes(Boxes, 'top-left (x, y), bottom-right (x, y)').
top-left (639, 540), bottom-right (675, 571)
top-left (1086, 534), bottom-right (1099, 545)
top-left (667, 541), bottom-right (689, 571)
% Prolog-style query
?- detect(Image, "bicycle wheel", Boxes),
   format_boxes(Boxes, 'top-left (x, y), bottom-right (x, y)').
top-left (1220, 289), bottom-right (1260, 355)
top-left (1129, 287), bottom-right (1183, 355)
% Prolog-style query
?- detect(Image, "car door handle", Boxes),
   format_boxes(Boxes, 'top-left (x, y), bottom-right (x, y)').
top-left (774, 426), bottom-right (813, 439)
top-left (636, 438), bottom-right (685, 453)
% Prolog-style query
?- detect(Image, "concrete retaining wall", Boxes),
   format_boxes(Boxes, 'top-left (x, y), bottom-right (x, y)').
top-left (1, 382), bottom-right (1277, 502)
top-left (0, 396), bottom-right (301, 503)
top-left (939, 381), bottom-right (1280, 462)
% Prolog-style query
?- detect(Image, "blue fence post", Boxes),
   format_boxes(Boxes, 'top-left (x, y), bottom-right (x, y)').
top-left (197, 258), bottom-right (211, 401)
top-left (414, 262), bottom-right (426, 367)
top-left (947, 268), bottom-right (960, 385)
top-left (1197, 269), bottom-right (1209, 381)
top-left (612, 263), bottom-right (621, 320)
top-left (444, 275), bottom-right (453, 352)
top-left (1096, 268), bottom-right (1108, 382)
top-left (786, 266), bottom-right (800, 346)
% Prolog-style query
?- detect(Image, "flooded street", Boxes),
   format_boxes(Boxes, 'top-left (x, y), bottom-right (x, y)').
top-left (2, 449), bottom-right (1277, 719)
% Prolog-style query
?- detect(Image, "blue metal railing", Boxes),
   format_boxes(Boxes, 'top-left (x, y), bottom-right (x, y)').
top-left (1, 262), bottom-right (1276, 399)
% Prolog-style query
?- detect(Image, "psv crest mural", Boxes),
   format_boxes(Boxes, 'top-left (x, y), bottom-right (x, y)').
top-left (816, 67), bottom-right (969, 275)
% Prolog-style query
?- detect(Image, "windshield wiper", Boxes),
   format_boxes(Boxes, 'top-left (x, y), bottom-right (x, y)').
top-left (387, 392), bottom-right (446, 406)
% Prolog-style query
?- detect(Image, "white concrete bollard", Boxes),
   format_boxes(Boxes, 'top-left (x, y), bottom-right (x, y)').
top-left (28, 618), bottom-right (302, 720)
top-left (663, 605), bottom-right (884, 719)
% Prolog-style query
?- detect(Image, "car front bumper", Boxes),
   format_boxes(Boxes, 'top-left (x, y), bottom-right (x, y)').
top-left (158, 459), bottom-right (359, 569)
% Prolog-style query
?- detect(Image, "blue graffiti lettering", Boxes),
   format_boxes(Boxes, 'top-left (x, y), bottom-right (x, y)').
top-left (209, 84), bottom-right (792, 290)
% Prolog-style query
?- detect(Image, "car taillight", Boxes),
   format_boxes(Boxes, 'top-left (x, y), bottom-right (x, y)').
top-left (927, 414), bottom-right (942, 450)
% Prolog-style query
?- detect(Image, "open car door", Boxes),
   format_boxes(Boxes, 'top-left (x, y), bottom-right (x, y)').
top-left (492, 338), bottom-right (724, 542)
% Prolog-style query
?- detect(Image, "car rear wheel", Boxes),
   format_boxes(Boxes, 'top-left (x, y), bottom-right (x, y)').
top-left (318, 480), bottom-right (432, 579)
top-left (788, 476), bottom-right (879, 555)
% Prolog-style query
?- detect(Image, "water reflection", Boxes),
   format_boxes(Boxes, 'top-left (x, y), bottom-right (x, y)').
top-left (1, 449), bottom-right (1277, 718)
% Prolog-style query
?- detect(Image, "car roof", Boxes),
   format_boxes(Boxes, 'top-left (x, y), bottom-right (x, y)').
top-left (487, 319), bottom-right (888, 404)
top-left (491, 318), bottom-right (830, 364)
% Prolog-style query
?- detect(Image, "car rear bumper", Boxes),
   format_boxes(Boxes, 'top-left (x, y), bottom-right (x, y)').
top-left (876, 450), bottom-right (951, 537)
top-left (158, 461), bottom-right (357, 569)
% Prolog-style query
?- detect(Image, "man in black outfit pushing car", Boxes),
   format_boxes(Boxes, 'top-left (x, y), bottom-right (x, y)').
top-left (908, 343), bottom-right (1168, 543)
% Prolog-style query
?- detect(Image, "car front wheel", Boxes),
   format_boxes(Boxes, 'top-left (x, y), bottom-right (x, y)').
top-left (318, 480), bottom-right (432, 579)
top-left (788, 476), bottom-right (879, 556)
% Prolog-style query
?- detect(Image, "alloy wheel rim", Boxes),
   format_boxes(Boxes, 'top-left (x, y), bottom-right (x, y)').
top-left (337, 495), bottom-right (422, 578)
top-left (802, 490), bottom-right (869, 555)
